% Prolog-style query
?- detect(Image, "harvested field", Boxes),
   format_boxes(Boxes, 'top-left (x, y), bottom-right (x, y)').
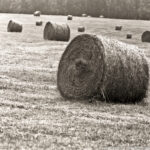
top-left (0, 13), bottom-right (150, 149)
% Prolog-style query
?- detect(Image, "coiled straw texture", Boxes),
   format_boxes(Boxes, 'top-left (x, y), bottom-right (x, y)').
top-left (57, 34), bottom-right (149, 103)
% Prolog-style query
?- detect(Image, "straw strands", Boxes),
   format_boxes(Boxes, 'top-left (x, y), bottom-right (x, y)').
top-left (57, 34), bottom-right (149, 103)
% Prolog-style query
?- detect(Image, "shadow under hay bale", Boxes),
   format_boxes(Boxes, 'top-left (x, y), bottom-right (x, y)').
top-left (7, 20), bottom-right (22, 32)
top-left (142, 31), bottom-right (150, 42)
top-left (43, 22), bottom-right (70, 41)
top-left (57, 34), bottom-right (149, 103)
top-left (67, 15), bottom-right (73, 20)
top-left (78, 26), bottom-right (85, 32)
top-left (126, 34), bottom-right (132, 39)
top-left (115, 26), bottom-right (122, 31)
top-left (36, 21), bottom-right (43, 26)
top-left (34, 11), bottom-right (41, 16)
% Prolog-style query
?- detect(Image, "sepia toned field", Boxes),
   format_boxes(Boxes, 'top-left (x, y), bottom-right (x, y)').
top-left (0, 13), bottom-right (150, 149)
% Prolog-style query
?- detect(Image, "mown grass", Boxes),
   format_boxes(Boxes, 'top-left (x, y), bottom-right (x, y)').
top-left (0, 13), bottom-right (150, 149)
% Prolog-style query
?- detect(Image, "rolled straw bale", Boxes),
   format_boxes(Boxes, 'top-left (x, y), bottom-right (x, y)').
top-left (34, 11), bottom-right (41, 16)
top-left (36, 20), bottom-right (43, 26)
top-left (67, 15), bottom-right (73, 20)
top-left (43, 22), bottom-right (70, 41)
top-left (82, 14), bottom-right (87, 17)
top-left (142, 31), bottom-right (150, 42)
top-left (115, 26), bottom-right (122, 31)
top-left (99, 15), bottom-right (104, 18)
top-left (7, 20), bottom-right (22, 32)
top-left (78, 26), bottom-right (85, 32)
top-left (126, 34), bottom-right (132, 39)
top-left (57, 34), bottom-right (149, 103)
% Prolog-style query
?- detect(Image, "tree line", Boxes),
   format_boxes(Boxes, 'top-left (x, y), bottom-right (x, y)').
top-left (0, 0), bottom-right (150, 19)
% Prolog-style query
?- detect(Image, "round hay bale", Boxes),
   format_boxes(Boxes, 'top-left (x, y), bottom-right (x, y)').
top-left (126, 34), bottom-right (132, 39)
top-left (57, 34), bottom-right (149, 103)
top-left (115, 26), bottom-right (122, 31)
top-left (67, 15), bottom-right (73, 20)
top-left (36, 20), bottom-right (43, 26)
top-left (78, 26), bottom-right (85, 32)
top-left (43, 22), bottom-right (70, 41)
top-left (7, 20), bottom-right (22, 32)
top-left (99, 15), bottom-right (104, 18)
top-left (34, 11), bottom-right (41, 16)
top-left (142, 31), bottom-right (150, 42)
top-left (82, 14), bottom-right (87, 17)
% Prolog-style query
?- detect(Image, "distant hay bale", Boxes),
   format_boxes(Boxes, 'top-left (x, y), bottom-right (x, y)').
top-left (78, 26), bottom-right (85, 32)
top-left (126, 34), bottom-right (132, 39)
top-left (57, 34), bottom-right (149, 103)
top-left (142, 31), bottom-right (150, 42)
top-left (82, 14), bottom-right (87, 17)
top-left (43, 21), bottom-right (70, 41)
top-left (67, 15), bottom-right (73, 20)
top-left (34, 11), bottom-right (41, 16)
top-left (115, 26), bottom-right (122, 31)
top-left (7, 20), bottom-right (22, 32)
top-left (99, 15), bottom-right (104, 18)
top-left (36, 21), bottom-right (43, 26)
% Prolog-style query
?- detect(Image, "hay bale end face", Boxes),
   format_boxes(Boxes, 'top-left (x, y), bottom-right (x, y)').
top-left (36, 21), bottom-right (43, 26)
top-left (78, 26), bottom-right (85, 32)
top-left (142, 31), bottom-right (150, 42)
top-left (7, 20), bottom-right (22, 32)
top-left (126, 34), bottom-right (132, 39)
top-left (115, 26), bottom-right (122, 31)
top-left (57, 34), bottom-right (149, 103)
top-left (67, 15), bottom-right (73, 20)
top-left (34, 11), bottom-right (41, 16)
top-left (43, 22), bottom-right (70, 41)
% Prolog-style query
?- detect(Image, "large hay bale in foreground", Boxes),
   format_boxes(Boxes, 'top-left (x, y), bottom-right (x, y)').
top-left (34, 11), bottom-right (41, 16)
top-left (57, 34), bottom-right (149, 103)
top-left (142, 31), bottom-right (150, 42)
top-left (7, 20), bottom-right (22, 32)
top-left (36, 21), bottom-right (43, 26)
top-left (43, 22), bottom-right (70, 41)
